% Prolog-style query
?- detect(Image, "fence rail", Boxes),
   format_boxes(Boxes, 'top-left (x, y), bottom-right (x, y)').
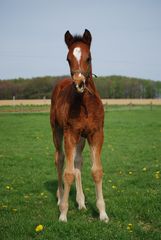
top-left (0, 99), bottom-right (161, 113)
top-left (0, 99), bottom-right (161, 106)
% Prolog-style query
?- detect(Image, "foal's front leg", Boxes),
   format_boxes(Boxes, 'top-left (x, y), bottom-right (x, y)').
top-left (88, 130), bottom-right (109, 223)
top-left (59, 131), bottom-right (77, 222)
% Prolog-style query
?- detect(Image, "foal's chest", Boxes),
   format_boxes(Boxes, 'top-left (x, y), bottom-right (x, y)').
top-left (68, 106), bottom-right (104, 136)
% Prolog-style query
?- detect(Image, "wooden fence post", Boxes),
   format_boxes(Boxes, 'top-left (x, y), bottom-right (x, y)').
top-left (13, 96), bottom-right (15, 112)
top-left (150, 101), bottom-right (153, 111)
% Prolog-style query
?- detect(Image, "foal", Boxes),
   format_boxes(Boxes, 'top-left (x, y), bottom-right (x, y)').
top-left (50, 29), bottom-right (109, 222)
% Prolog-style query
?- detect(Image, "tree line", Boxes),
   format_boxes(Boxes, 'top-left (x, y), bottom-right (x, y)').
top-left (0, 75), bottom-right (161, 99)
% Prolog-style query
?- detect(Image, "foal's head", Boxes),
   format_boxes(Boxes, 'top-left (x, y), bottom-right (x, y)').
top-left (65, 29), bottom-right (92, 93)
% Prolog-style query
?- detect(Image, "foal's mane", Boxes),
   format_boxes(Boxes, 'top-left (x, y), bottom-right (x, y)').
top-left (72, 35), bottom-right (87, 45)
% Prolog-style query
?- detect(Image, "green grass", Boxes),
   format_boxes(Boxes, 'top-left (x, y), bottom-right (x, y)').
top-left (0, 108), bottom-right (161, 240)
top-left (0, 104), bottom-right (50, 113)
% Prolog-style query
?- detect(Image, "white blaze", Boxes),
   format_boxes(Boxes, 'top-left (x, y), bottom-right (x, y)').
top-left (73, 47), bottom-right (81, 64)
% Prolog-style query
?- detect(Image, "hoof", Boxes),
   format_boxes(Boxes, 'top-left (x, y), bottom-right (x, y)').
top-left (57, 199), bottom-right (60, 206)
top-left (59, 214), bottom-right (67, 222)
top-left (56, 189), bottom-right (63, 206)
top-left (100, 212), bottom-right (109, 223)
top-left (78, 203), bottom-right (87, 210)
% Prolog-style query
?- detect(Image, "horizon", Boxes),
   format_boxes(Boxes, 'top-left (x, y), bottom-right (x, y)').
top-left (0, 0), bottom-right (161, 81)
top-left (0, 74), bottom-right (160, 83)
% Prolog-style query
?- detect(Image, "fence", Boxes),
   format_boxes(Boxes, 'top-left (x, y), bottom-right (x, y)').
top-left (0, 99), bottom-right (161, 113)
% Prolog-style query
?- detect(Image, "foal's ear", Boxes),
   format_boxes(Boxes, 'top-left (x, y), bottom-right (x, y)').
top-left (64, 31), bottom-right (74, 48)
top-left (83, 29), bottom-right (92, 47)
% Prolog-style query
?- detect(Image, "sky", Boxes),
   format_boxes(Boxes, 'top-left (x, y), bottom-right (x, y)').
top-left (0, 0), bottom-right (161, 81)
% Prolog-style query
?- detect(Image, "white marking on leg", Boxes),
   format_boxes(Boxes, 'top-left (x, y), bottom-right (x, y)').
top-left (90, 145), bottom-right (109, 223)
top-left (96, 181), bottom-right (109, 223)
top-left (75, 169), bottom-right (86, 210)
top-left (73, 47), bottom-right (81, 64)
top-left (59, 146), bottom-right (76, 222)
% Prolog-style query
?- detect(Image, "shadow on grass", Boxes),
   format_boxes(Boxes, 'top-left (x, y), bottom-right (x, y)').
top-left (44, 179), bottom-right (98, 219)
top-left (44, 179), bottom-right (77, 205)
top-left (44, 179), bottom-right (57, 198)
top-left (85, 196), bottom-right (98, 219)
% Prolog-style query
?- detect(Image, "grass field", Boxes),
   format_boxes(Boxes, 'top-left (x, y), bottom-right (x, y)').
top-left (0, 107), bottom-right (161, 239)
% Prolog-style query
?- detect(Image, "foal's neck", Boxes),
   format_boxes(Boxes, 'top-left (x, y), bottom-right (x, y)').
top-left (86, 66), bottom-right (97, 93)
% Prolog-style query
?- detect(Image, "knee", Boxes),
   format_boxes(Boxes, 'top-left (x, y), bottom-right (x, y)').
top-left (64, 170), bottom-right (75, 185)
top-left (91, 168), bottom-right (103, 183)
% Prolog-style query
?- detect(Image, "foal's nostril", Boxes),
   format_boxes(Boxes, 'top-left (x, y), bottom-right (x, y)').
top-left (72, 72), bottom-right (86, 93)
top-left (74, 80), bottom-right (85, 93)
top-left (78, 81), bottom-right (84, 88)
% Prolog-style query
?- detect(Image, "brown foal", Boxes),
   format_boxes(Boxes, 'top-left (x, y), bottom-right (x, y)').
top-left (50, 29), bottom-right (109, 222)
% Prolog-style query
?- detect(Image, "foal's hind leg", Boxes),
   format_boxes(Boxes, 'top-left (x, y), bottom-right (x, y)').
top-left (74, 137), bottom-right (86, 210)
top-left (88, 130), bottom-right (109, 223)
top-left (52, 124), bottom-right (64, 205)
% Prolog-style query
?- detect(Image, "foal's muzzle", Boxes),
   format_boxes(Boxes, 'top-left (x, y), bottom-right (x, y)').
top-left (72, 72), bottom-right (86, 93)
